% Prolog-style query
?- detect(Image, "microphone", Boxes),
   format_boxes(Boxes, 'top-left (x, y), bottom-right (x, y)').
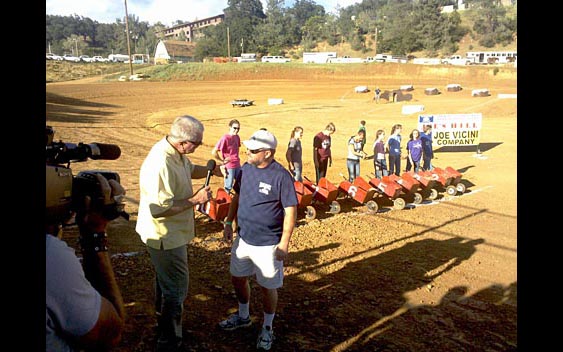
top-left (88, 143), bottom-right (122, 160)
top-left (46, 142), bottom-right (122, 164)
top-left (205, 159), bottom-right (216, 186)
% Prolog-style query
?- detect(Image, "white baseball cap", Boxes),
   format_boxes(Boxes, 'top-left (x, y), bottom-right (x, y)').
top-left (243, 129), bottom-right (278, 150)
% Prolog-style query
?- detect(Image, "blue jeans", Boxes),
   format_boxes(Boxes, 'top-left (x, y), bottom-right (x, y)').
top-left (412, 160), bottom-right (421, 173)
top-left (346, 159), bottom-right (360, 182)
top-left (422, 157), bottom-right (433, 171)
top-left (291, 163), bottom-right (303, 182)
top-left (388, 154), bottom-right (401, 176)
top-left (224, 167), bottom-right (241, 193)
top-left (374, 159), bottom-right (389, 179)
top-left (315, 158), bottom-right (329, 184)
top-left (147, 245), bottom-right (189, 350)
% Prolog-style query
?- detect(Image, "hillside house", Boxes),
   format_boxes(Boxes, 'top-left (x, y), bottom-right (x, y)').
top-left (154, 40), bottom-right (197, 64)
top-left (156, 14), bottom-right (224, 42)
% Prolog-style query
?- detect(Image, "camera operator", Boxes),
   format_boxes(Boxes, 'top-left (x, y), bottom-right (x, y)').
top-left (46, 172), bottom-right (126, 351)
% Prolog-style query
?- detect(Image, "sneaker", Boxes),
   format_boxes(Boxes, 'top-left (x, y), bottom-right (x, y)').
top-left (218, 313), bottom-right (252, 331)
top-left (256, 326), bottom-right (274, 350)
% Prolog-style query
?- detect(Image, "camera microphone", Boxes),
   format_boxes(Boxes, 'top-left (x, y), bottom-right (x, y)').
top-left (88, 143), bottom-right (122, 160)
top-left (46, 142), bottom-right (121, 164)
top-left (205, 159), bottom-right (216, 187)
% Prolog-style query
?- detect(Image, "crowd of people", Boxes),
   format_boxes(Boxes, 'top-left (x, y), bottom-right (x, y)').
top-left (46, 115), bottom-right (434, 352)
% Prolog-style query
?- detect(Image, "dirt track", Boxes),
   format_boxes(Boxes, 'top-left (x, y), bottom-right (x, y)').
top-left (46, 63), bottom-right (517, 351)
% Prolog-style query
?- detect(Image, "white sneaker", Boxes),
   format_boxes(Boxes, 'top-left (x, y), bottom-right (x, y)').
top-left (256, 325), bottom-right (274, 350)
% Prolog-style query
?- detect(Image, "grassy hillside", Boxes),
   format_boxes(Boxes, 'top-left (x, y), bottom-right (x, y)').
top-left (46, 59), bottom-right (516, 86)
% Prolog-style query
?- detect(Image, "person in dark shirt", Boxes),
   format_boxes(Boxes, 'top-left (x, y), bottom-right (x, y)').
top-left (219, 129), bottom-right (298, 351)
top-left (313, 122), bottom-right (336, 183)
top-left (421, 124), bottom-right (434, 171)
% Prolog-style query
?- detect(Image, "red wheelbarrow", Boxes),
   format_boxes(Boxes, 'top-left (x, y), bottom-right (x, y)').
top-left (338, 176), bottom-right (379, 214)
top-left (367, 174), bottom-right (406, 210)
top-left (198, 188), bottom-right (232, 222)
top-left (387, 173), bottom-right (424, 205)
top-left (405, 171), bottom-right (439, 201)
top-left (294, 180), bottom-right (316, 221)
top-left (428, 166), bottom-right (465, 196)
top-left (303, 176), bottom-right (341, 214)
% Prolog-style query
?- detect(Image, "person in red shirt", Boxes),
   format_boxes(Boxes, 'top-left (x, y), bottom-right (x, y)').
top-left (313, 122), bottom-right (336, 183)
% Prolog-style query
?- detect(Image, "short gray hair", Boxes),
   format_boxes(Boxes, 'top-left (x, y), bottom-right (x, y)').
top-left (168, 115), bottom-right (204, 143)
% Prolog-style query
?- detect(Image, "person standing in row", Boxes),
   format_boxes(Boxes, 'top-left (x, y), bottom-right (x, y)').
top-left (406, 129), bottom-right (423, 173)
top-left (421, 124), bottom-right (434, 171)
top-left (358, 120), bottom-right (367, 150)
top-left (211, 119), bottom-right (242, 194)
top-left (405, 132), bottom-right (413, 172)
top-left (386, 124), bottom-right (403, 176)
top-left (286, 126), bottom-right (304, 182)
top-left (373, 129), bottom-right (389, 179)
top-left (346, 129), bottom-right (367, 182)
top-left (313, 122), bottom-right (336, 183)
top-left (219, 129), bottom-right (298, 351)
top-left (136, 115), bottom-right (222, 352)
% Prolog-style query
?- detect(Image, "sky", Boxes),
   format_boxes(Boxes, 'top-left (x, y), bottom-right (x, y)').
top-left (46, 0), bottom-right (362, 27)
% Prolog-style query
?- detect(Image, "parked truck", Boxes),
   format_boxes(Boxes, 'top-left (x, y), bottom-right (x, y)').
top-left (441, 55), bottom-right (474, 66)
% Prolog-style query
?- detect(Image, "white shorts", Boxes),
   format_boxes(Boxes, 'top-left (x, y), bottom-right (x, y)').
top-left (230, 235), bottom-right (283, 289)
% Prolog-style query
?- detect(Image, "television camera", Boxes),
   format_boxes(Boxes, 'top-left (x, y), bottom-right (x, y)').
top-left (46, 126), bottom-right (128, 224)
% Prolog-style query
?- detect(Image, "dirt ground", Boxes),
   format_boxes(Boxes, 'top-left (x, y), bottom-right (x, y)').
top-left (46, 63), bottom-right (517, 351)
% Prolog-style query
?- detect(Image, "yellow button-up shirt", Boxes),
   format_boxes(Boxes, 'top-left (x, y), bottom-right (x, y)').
top-left (136, 137), bottom-right (195, 250)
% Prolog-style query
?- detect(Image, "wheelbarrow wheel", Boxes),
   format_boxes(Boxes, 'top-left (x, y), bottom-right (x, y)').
top-left (427, 188), bottom-right (438, 201)
top-left (329, 200), bottom-right (341, 214)
top-left (365, 200), bottom-right (378, 214)
top-left (393, 198), bottom-right (406, 210)
top-left (446, 185), bottom-right (457, 196)
top-left (413, 192), bottom-right (423, 204)
top-left (305, 206), bottom-right (316, 221)
top-left (456, 182), bottom-right (466, 194)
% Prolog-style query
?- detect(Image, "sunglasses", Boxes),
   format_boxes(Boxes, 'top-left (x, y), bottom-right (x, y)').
top-left (181, 139), bottom-right (202, 147)
top-left (249, 148), bottom-right (267, 154)
top-left (232, 126), bottom-right (240, 130)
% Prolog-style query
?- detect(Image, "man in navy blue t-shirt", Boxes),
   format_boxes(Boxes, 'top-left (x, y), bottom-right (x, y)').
top-left (218, 129), bottom-right (298, 351)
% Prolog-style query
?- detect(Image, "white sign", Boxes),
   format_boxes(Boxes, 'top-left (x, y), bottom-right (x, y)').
top-left (418, 113), bottom-right (482, 146)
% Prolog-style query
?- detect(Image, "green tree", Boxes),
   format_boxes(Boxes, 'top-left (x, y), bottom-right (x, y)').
top-left (470, 0), bottom-right (515, 47)
top-left (255, 0), bottom-right (292, 55)
top-left (223, 0), bottom-right (266, 55)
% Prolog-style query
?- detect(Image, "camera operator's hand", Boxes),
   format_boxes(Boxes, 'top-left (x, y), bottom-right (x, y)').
top-left (77, 173), bottom-right (126, 234)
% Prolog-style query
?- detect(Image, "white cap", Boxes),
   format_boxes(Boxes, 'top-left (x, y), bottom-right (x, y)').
top-left (243, 129), bottom-right (278, 150)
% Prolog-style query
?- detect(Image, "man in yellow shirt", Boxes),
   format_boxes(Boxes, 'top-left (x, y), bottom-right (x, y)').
top-left (136, 115), bottom-right (221, 352)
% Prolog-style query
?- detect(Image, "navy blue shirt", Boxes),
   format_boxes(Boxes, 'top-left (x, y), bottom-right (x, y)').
top-left (421, 132), bottom-right (433, 158)
top-left (234, 160), bottom-right (298, 246)
top-left (388, 134), bottom-right (402, 156)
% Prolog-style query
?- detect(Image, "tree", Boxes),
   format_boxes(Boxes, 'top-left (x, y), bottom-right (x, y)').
top-left (223, 0), bottom-right (266, 55)
top-left (255, 0), bottom-right (292, 55)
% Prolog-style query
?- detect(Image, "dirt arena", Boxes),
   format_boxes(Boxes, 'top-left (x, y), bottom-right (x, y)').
top-left (46, 63), bottom-right (517, 351)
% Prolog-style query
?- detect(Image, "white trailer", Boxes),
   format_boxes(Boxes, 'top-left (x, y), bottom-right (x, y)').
top-left (466, 51), bottom-right (517, 65)
top-left (328, 56), bottom-right (363, 63)
top-left (303, 52), bottom-right (337, 64)
top-left (374, 54), bottom-right (408, 63)
top-left (108, 54), bottom-right (130, 62)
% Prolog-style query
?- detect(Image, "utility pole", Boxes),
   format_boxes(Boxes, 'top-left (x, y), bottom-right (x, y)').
top-left (374, 27), bottom-right (378, 57)
top-left (124, 0), bottom-right (133, 76)
top-left (227, 27), bottom-right (231, 58)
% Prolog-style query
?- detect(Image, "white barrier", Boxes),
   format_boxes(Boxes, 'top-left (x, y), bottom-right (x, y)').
top-left (498, 94), bottom-right (517, 99)
top-left (354, 86), bottom-right (369, 93)
top-left (268, 98), bottom-right (284, 105)
top-left (402, 105), bottom-right (425, 115)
